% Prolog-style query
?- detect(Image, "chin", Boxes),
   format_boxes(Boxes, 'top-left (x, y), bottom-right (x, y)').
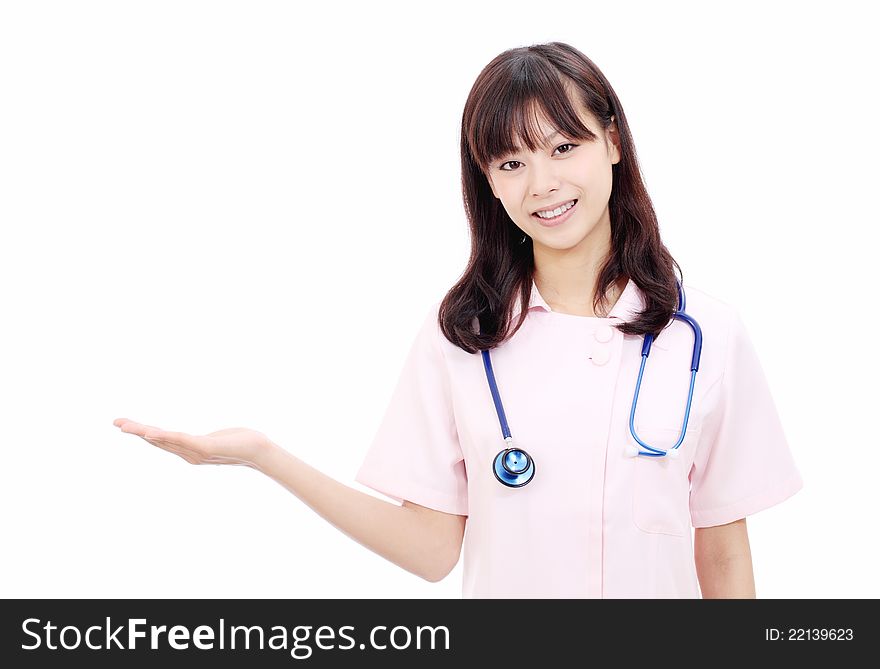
top-left (535, 224), bottom-right (597, 248)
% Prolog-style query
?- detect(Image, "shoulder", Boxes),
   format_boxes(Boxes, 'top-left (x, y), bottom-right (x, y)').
top-left (424, 299), bottom-right (482, 363)
top-left (414, 300), bottom-right (443, 343)
top-left (680, 282), bottom-right (741, 340)
top-left (680, 282), bottom-right (736, 319)
top-left (677, 283), bottom-right (747, 386)
top-left (418, 299), bottom-right (453, 357)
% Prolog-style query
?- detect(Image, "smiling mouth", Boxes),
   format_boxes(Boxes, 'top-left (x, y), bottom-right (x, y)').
top-left (532, 199), bottom-right (578, 223)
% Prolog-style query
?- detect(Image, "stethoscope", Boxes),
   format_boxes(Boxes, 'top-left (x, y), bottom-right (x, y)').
top-left (481, 279), bottom-right (703, 487)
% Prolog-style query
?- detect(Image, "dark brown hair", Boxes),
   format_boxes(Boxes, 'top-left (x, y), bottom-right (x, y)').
top-left (438, 41), bottom-right (683, 354)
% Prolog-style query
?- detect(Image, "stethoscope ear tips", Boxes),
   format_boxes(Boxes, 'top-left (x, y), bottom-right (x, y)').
top-left (493, 447), bottom-right (535, 487)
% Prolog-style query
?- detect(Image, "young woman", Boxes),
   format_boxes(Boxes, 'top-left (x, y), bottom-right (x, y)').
top-left (114, 41), bottom-right (803, 598)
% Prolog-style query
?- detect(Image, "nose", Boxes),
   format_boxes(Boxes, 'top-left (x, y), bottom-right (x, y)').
top-left (529, 157), bottom-right (561, 198)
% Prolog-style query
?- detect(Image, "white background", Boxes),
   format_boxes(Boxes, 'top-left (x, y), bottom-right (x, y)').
top-left (1, 0), bottom-right (876, 599)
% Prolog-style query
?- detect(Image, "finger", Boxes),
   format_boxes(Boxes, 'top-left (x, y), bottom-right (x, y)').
top-left (117, 420), bottom-right (169, 439)
top-left (116, 419), bottom-right (147, 434)
top-left (143, 436), bottom-right (197, 462)
top-left (149, 433), bottom-right (217, 463)
top-left (115, 418), bottom-right (161, 431)
top-left (116, 421), bottom-right (208, 457)
top-left (151, 430), bottom-right (203, 450)
top-left (142, 434), bottom-right (183, 453)
top-left (115, 418), bottom-right (149, 431)
top-left (143, 437), bottom-right (243, 467)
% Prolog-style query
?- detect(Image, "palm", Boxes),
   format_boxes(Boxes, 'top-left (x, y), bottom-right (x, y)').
top-left (113, 419), bottom-right (269, 468)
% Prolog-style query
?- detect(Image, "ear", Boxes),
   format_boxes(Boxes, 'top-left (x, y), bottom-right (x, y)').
top-left (607, 115), bottom-right (621, 165)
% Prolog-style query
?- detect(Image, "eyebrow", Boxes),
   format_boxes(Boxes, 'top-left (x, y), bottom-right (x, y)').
top-left (498, 130), bottom-right (565, 164)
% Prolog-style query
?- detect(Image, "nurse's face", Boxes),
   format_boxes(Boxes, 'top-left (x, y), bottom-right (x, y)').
top-left (485, 106), bottom-right (621, 253)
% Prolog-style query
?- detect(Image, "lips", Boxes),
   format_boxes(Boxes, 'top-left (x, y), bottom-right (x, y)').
top-left (532, 198), bottom-right (577, 216)
top-left (532, 199), bottom-right (578, 227)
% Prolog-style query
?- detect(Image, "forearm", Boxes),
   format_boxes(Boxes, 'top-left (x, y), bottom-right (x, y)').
top-left (252, 440), bottom-right (449, 582)
top-left (694, 519), bottom-right (756, 598)
top-left (695, 553), bottom-right (756, 598)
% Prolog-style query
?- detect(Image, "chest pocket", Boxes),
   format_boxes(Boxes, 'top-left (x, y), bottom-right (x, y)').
top-left (631, 425), bottom-right (701, 537)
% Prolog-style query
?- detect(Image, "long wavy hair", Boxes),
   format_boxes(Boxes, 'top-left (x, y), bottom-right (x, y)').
top-left (438, 41), bottom-right (683, 354)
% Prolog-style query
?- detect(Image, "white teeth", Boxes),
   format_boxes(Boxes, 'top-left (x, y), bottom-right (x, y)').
top-left (535, 200), bottom-right (575, 219)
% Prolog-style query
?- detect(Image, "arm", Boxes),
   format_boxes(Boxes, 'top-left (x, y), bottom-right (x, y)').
top-left (253, 440), bottom-right (467, 583)
top-left (694, 518), bottom-right (756, 598)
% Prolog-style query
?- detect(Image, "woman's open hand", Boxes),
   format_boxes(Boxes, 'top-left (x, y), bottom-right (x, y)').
top-left (113, 418), bottom-right (271, 469)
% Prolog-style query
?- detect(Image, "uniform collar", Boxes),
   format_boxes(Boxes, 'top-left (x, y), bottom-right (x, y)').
top-left (511, 276), bottom-right (644, 323)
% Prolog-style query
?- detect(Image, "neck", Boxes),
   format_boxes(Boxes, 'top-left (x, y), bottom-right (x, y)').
top-left (532, 207), bottom-right (623, 317)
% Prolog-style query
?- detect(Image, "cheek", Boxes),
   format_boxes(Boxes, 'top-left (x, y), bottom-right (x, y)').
top-left (497, 200), bottom-right (519, 223)
top-left (494, 190), bottom-right (521, 218)
top-left (578, 161), bottom-right (613, 201)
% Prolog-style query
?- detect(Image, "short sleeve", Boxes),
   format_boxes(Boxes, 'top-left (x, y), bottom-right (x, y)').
top-left (688, 307), bottom-right (803, 528)
top-left (354, 302), bottom-right (469, 516)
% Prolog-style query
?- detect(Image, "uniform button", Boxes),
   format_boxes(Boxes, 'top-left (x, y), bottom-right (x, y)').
top-left (591, 346), bottom-right (610, 366)
top-left (594, 324), bottom-right (614, 343)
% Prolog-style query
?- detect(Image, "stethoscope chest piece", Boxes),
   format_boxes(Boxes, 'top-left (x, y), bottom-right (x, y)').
top-left (493, 446), bottom-right (535, 487)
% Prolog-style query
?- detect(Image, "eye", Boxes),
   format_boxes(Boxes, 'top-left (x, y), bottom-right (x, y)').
top-left (498, 143), bottom-right (579, 171)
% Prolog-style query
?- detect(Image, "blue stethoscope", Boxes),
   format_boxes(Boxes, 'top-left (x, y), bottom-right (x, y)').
top-left (481, 279), bottom-right (703, 487)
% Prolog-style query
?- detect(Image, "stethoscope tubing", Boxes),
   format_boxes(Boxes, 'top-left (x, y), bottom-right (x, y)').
top-left (481, 279), bottom-right (703, 486)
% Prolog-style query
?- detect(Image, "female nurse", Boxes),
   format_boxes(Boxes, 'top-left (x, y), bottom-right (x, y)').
top-left (114, 41), bottom-right (803, 598)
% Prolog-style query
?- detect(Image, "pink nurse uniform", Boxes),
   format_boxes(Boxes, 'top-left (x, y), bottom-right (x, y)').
top-left (355, 278), bottom-right (804, 598)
